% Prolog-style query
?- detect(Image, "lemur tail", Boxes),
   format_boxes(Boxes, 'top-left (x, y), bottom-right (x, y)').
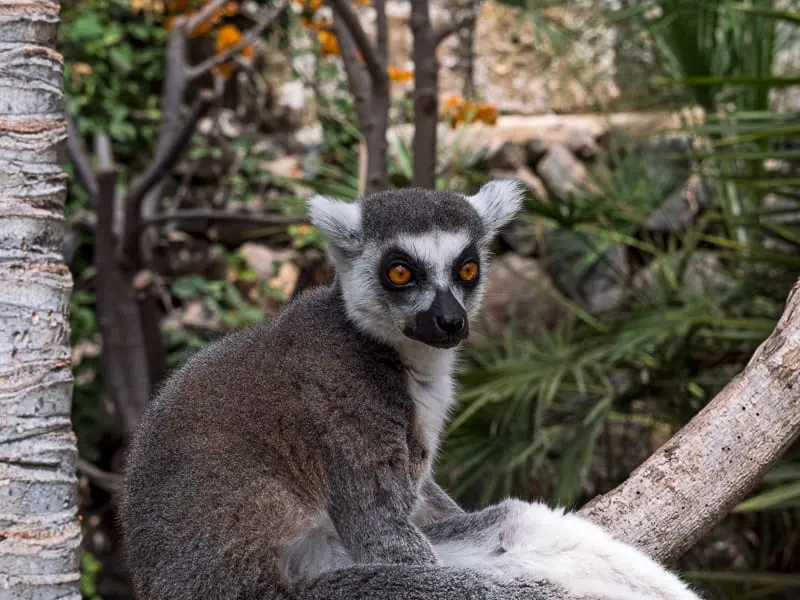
top-left (280, 565), bottom-right (575, 600)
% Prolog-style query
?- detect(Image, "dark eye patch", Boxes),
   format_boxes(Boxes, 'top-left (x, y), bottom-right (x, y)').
top-left (378, 248), bottom-right (427, 290)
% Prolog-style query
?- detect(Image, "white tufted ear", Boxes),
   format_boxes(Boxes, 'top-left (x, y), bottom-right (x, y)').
top-left (307, 194), bottom-right (363, 257)
top-left (467, 179), bottom-right (525, 236)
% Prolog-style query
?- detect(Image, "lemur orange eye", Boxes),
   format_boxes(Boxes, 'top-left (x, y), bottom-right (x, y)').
top-left (387, 264), bottom-right (412, 285)
top-left (459, 261), bottom-right (479, 282)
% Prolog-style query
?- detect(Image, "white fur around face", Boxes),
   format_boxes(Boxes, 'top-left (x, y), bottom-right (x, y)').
top-left (433, 499), bottom-right (702, 600)
top-left (467, 180), bottom-right (525, 239)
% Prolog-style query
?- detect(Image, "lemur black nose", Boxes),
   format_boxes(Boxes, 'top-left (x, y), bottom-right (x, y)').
top-left (435, 315), bottom-right (465, 335)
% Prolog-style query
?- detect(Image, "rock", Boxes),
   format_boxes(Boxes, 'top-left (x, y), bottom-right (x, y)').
top-left (486, 141), bottom-right (527, 170)
top-left (238, 242), bottom-right (295, 281)
top-left (387, 113), bottom-right (680, 172)
top-left (542, 227), bottom-right (630, 314)
top-left (269, 261), bottom-right (301, 299)
top-left (470, 254), bottom-right (565, 343)
top-left (629, 135), bottom-right (694, 194)
top-left (632, 251), bottom-right (734, 298)
top-left (261, 155), bottom-right (303, 179)
top-left (515, 166), bottom-right (549, 201)
top-left (644, 175), bottom-right (714, 233)
top-left (488, 166), bottom-right (548, 202)
top-left (536, 144), bottom-right (601, 200)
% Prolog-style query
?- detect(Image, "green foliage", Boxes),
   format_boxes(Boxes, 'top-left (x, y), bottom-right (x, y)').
top-left (61, 0), bottom-right (167, 168)
top-left (80, 550), bottom-right (103, 600)
top-left (164, 262), bottom-right (281, 367)
top-left (69, 290), bottom-right (108, 463)
top-left (438, 2), bottom-right (800, 594)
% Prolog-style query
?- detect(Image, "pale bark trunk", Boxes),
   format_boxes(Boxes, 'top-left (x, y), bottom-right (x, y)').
top-left (580, 278), bottom-right (800, 563)
top-left (0, 2), bottom-right (82, 598)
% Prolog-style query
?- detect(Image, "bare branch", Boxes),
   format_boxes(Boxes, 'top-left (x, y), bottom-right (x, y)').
top-left (434, 13), bottom-right (476, 46)
top-left (579, 278), bottom-right (800, 563)
top-left (187, 0), bottom-right (290, 80)
top-left (182, 0), bottom-right (228, 34)
top-left (138, 209), bottom-right (309, 230)
top-left (127, 90), bottom-right (215, 209)
top-left (328, 0), bottom-right (386, 85)
top-left (65, 115), bottom-right (98, 198)
top-left (93, 133), bottom-right (114, 170)
top-left (375, 0), bottom-right (388, 66)
top-left (334, 15), bottom-right (372, 123)
top-left (77, 458), bottom-right (121, 494)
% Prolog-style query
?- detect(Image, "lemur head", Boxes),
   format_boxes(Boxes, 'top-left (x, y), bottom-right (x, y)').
top-left (308, 180), bottom-right (524, 353)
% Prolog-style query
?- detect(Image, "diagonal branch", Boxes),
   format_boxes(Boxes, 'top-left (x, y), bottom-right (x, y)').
top-left (334, 14), bottom-right (372, 125)
top-left (434, 13), bottom-right (476, 46)
top-left (186, 0), bottom-right (290, 80)
top-left (328, 0), bottom-right (386, 85)
top-left (126, 90), bottom-right (215, 209)
top-left (183, 0), bottom-right (229, 34)
top-left (66, 115), bottom-right (98, 199)
top-left (579, 278), bottom-right (800, 563)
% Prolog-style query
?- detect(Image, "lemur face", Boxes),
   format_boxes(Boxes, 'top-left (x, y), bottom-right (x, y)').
top-left (308, 180), bottom-right (524, 351)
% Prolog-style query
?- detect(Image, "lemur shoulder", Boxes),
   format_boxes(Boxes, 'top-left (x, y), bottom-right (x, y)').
top-left (120, 181), bottom-right (703, 600)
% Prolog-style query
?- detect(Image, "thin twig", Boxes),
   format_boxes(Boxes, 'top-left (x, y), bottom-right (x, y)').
top-left (183, 0), bottom-right (229, 34)
top-left (187, 0), bottom-right (290, 80)
top-left (66, 115), bottom-right (98, 198)
top-left (328, 0), bottom-right (386, 85)
top-left (77, 458), bottom-right (121, 494)
top-left (127, 90), bottom-right (216, 208)
top-left (137, 210), bottom-right (309, 231)
top-left (434, 13), bottom-right (476, 46)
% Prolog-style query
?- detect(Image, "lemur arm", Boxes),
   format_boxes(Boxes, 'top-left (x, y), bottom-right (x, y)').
top-left (326, 441), bottom-right (438, 566)
top-left (412, 478), bottom-right (464, 527)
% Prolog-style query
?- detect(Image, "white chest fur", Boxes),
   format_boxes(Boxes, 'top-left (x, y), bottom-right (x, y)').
top-left (406, 351), bottom-right (457, 461)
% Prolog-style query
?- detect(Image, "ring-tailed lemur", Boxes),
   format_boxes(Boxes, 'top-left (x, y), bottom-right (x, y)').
top-left (120, 181), bottom-right (703, 600)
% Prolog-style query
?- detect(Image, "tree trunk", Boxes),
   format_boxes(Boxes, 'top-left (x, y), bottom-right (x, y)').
top-left (0, 2), bottom-right (82, 598)
top-left (580, 278), bottom-right (800, 563)
top-left (411, 0), bottom-right (439, 190)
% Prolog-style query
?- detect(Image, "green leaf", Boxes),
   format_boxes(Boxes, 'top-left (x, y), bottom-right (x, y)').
top-left (733, 481), bottom-right (800, 513)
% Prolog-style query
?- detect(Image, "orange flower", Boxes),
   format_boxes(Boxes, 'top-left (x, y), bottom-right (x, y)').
top-left (301, 15), bottom-right (329, 30)
top-left (213, 24), bottom-right (254, 77)
top-left (353, 0), bottom-right (371, 5)
top-left (474, 103), bottom-right (498, 125)
top-left (166, 0), bottom-right (190, 11)
top-left (217, 23), bottom-right (243, 50)
top-left (317, 30), bottom-right (340, 56)
top-left (387, 66), bottom-right (413, 83)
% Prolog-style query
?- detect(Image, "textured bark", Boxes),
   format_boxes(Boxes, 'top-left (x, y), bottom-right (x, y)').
top-left (411, 0), bottom-right (438, 190)
top-left (0, 2), bottom-right (82, 598)
top-left (580, 278), bottom-right (800, 563)
top-left (330, 0), bottom-right (389, 195)
top-left (411, 2), bottom-right (475, 190)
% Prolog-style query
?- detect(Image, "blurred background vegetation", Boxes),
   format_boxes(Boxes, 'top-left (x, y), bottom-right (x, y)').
top-left (61, 0), bottom-right (800, 598)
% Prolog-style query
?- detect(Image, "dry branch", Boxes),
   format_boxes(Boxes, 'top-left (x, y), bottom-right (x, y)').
top-left (66, 115), bottom-right (98, 198)
top-left (126, 91), bottom-right (215, 209)
top-left (138, 210), bottom-right (309, 230)
top-left (579, 278), bottom-right (800, 563)
top-left (328, 0), bottom-right (385, 84)
top-left (330, 0), bottom-right (389, 195)
top-left (186, 0), bottom-right (290, 79)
